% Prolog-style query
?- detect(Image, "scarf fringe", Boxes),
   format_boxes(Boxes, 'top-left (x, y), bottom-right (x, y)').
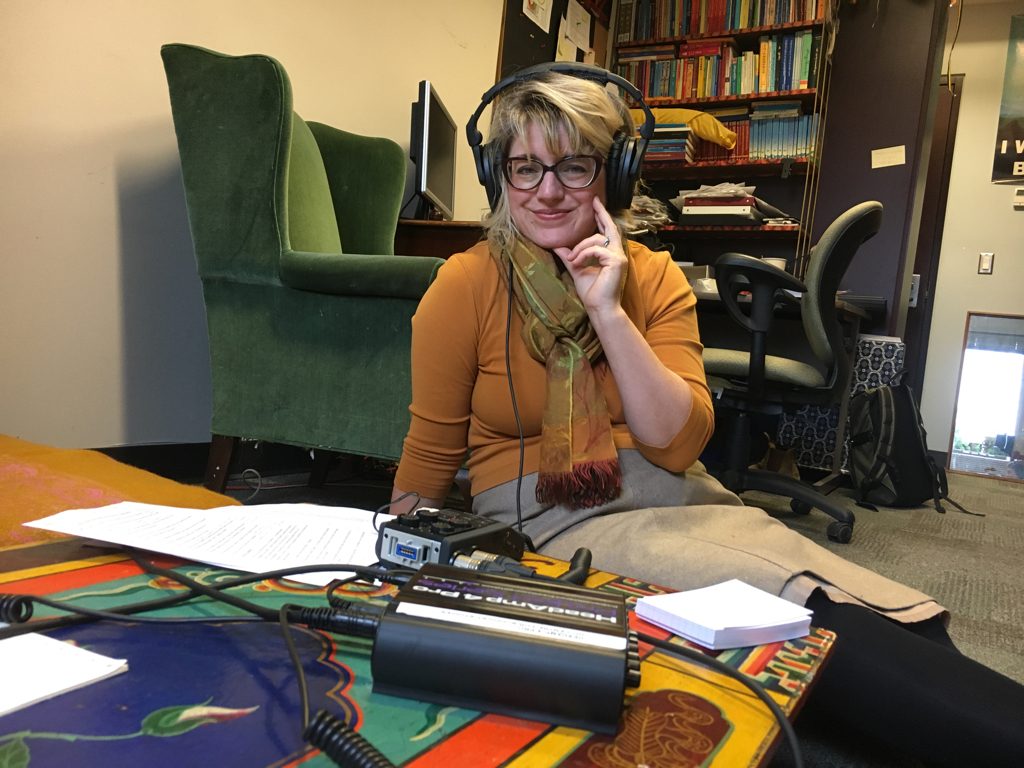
top-left (536, 459), bottom-right (622, 510)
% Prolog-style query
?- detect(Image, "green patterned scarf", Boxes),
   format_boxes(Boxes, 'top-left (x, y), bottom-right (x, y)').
top-left (492, 235), bottom-right (622, 509)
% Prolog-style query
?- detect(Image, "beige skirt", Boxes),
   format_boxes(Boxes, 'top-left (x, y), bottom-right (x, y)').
top-left (474, 450), bottom-right (946, 625)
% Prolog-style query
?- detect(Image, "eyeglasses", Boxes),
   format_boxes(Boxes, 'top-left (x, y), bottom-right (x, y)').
top-left (503, 155), bottom-right (603, 191)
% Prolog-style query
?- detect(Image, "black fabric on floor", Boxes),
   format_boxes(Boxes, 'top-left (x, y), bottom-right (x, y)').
top-left (791, 590), bottom-right (1024, 768)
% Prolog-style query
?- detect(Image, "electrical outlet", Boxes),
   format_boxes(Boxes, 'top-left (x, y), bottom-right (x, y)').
top-left (978, 252), bottom-right (994, 275)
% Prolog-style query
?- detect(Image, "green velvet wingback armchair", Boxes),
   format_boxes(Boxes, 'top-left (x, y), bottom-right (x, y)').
top-left (161, 43), bottom-right (444, 490)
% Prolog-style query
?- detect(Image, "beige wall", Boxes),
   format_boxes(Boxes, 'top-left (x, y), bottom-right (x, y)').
top-left (920, 0), bottom-right (1024, 451)
top-left (0, 0), bottom-right (501, 448)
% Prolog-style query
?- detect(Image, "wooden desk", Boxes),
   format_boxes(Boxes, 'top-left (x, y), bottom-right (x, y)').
top-left (0, 441), bottom-right (834, 767)
top-left (395, 219), bottom-right (484, 259)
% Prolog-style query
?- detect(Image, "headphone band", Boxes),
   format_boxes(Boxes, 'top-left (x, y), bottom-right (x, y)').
top-left (466, 62), bottom-right (654, 211)
top-left (465, 61), bottom-right (655, 157)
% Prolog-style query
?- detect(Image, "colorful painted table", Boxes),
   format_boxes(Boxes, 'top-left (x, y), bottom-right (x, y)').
top-left (1, 539), bottom-right (833, 768)
top-left (0, 437), bottom-right (834, 766)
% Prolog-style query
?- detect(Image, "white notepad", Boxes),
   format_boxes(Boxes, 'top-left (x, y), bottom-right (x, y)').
top-left (635, 579), bottom-right (812, 650)
top-left (0, 633), bottom-right (128, 717)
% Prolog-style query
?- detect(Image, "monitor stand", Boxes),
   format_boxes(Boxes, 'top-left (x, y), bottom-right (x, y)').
top-left (414, 195), bottom-right (447, 222)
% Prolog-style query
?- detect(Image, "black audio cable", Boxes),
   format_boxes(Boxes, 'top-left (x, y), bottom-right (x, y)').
top-left (445, 546), bottom-right (592, 585)
top-left (0, 557), bottom-right (409, 639)
top-left (556, 547), bottom-right (593, 584)
top-left (372, 492), bottom-right (420, 531)
top-left (304, 709), bottom-right (396, 768)
top-left (0, 594), bottom-right (34, 624)
top-left (284, 602), bottom-right (383, 639)
top-left (505, 256), bottom-right (527, 536)
top-left (0, 590), bottom-right (265, 627)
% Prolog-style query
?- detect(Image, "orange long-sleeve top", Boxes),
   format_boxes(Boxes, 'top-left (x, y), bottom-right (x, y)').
top-left (393, 239), bottom-right (715, 501)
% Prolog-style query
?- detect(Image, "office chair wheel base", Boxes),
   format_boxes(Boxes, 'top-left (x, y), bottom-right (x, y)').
top-left (827, 521), bottom-right (853, 544)
top-left (790, 499), bottom-right (812, 515)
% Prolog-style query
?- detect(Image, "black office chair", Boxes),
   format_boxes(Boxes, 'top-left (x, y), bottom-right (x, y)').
top-left (702, 201), bottom-right (884, 543)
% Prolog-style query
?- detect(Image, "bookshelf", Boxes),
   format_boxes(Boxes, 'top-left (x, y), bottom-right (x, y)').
top-left (611, 0), bottom-right (837, 275)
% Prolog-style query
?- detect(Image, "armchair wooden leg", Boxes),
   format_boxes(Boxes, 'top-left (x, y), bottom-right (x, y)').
top-left (309, 450), bottom-right (342, 487)
top-left (204, 434), bottom-right (238, 492)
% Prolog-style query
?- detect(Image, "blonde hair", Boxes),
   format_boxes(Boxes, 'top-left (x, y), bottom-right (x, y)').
top-left (481, 72), bottom-right (637, 251)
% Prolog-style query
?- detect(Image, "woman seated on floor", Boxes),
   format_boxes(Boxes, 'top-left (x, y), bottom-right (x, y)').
top-left (389, 65), bottom-right (1024, 766)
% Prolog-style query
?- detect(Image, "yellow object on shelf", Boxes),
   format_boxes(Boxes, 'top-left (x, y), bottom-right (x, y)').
top-left (631, 107), bottom-right (737, 149)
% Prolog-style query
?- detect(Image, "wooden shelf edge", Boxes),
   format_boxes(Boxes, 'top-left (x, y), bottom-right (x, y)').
top-left (642, 158), bottom-right (812, 179)
top-left (642, 88), bottom-right (818, 109)
top-left (659, 224), bottom-right (802, 237)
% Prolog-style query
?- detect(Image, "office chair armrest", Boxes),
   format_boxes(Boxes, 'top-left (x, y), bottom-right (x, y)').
top-left (714, 252), bottom-right (806, 335)
top-left (280, 250), bottom-right (444, 299)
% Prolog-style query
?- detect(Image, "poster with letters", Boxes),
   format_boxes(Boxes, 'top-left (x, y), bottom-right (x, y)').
top-left (992, 15), bottom-right (1024, 183)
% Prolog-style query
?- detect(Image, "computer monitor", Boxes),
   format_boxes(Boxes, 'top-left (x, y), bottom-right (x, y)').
top-left (410, 80), bottom-right (457, 221)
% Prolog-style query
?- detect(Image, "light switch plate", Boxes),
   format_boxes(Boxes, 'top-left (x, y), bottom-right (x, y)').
top-left (979, 252), bottom-right (995, 275)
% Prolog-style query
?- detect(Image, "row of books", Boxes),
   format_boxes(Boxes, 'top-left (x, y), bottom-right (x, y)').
top-left (747, 107), bottom-right (819, 160)
top-left (616, 29), bottom-right (822, 101)
top-left (616, 0), bottom-right (826, 44)
top-left (643, 102), bottom-right (819, 163)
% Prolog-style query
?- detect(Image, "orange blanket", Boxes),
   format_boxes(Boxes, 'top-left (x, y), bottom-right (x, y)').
top-left (0, 435), bottom-right (236, 548)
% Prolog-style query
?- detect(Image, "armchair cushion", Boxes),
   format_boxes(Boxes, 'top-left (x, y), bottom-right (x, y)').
top-left (280, 251), bottom-right (442, 299)
top-left (286, 114), bottom-right (343, 254)
top-left (308, 122), bottom-right (406, 256)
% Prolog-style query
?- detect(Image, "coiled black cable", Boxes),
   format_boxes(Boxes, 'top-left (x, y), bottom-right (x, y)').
top-left (0, 591), bottom-right (264, 627)
top-left (304, 709), bottom-right (396, 768)
top-left (0, 594), bottom-right (33, 623)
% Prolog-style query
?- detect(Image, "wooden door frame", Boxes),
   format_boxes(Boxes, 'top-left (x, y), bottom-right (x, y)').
top-left (903, 74), bottom-right (964, 399)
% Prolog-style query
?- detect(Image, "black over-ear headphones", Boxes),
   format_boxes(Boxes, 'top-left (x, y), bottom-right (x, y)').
top-left (465, 62), bottom-right (656, 211)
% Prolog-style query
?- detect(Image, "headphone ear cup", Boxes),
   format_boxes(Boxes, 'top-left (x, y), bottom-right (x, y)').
top-left (481, 142), bottom-right (503, 210)
top-left (605, 133), bottom-right (640, 211)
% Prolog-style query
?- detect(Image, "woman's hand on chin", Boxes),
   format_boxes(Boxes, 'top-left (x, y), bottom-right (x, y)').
top-left (553, 198), bottom-right (626, 319)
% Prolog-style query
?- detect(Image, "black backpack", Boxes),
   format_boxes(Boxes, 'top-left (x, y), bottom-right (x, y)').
top-left (847, 373), bottom-right (981, 515)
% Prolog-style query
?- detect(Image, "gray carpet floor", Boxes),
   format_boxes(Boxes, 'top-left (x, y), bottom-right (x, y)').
top-left (748, 470), bottom-right (1024, 687)
top-left (754, 471), bottom-right (1024, 768)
